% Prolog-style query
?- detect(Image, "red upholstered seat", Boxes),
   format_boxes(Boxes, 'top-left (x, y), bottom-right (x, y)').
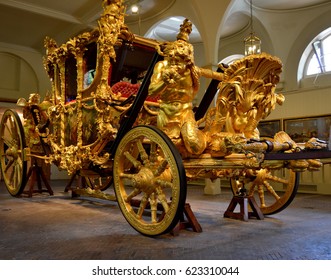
top-left (111, 81), bottom-right (159, 102)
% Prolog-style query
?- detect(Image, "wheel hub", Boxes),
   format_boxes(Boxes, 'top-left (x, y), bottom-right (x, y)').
top-left (131, 167), bottom-right (156, 194)
top-left (254, 168), bottom-right (268, 184)
top-left (5, 146), bottom-right (18, 160)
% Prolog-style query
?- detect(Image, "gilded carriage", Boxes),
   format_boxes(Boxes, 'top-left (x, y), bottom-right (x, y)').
top-left (1, 0), bottom-right (330, 236)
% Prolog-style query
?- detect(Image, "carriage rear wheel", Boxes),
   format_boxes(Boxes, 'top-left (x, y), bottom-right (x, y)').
top-left (230, 168), bottom-right (299, 215)
top-left (0, 109), bottom-right (28, 196)
top-left (113, 125), bottom-right (187, 236)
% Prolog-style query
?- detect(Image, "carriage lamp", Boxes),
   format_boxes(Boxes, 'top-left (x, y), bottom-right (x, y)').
top-left (244, 33), bottom-right (261, 56)
top-left (244, 0), bottom-right (261, 55)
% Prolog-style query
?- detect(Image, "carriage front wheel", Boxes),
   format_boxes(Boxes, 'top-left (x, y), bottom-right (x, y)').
top-left (0, 109), bottom-right (28, 196)
top-left (113, 125), bottom-right (187, 236)
top-left (230, 168), bottom-right (299, 215)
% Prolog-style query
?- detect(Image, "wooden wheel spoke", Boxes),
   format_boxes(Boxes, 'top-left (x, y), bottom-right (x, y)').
top-left (156, 179), bottom-right (172, 189)
top-left (126, 187), bottom-right (142, 202)
top-left (137, 194), bottom-right (149, 218)
top-left (124, 151), bottom-right (141, 169)
top-left (16, 155), bottom-right (23, 166)
top-left (4, 120), bottom-right (14, 137)
top-left (149, 193), bottom-right (158, 223)
top-left (14, 163), bottom-right (21, 187)
top-left (9, 161), bottom-right (21, 188)
top-left (149, 142), bottom-right (158, 163)
top-left (256, 184), bottom-right (266, 208)
top-left (267, 174), bottom-right (288, 184)
top-left (9, 165), bottom-right (16, 185)
top-left (248, 182), bottom-right (256, 196)
top-left (4, 159), bottom-right (14, 172)
top-left (120, 172), bottom-right (132, 178)
top-left (1, 135), bottom-right (15, 149)
top-left (136, 139), bottom-right (149, 165)
top-left (156, 187), bottom-right (170, 213)
top-left (263, 180), bottom-right (281, 200)
top-left (7, 119), bottom-right (20, 141)
top-left (153, 159), bottom-right (168, 177)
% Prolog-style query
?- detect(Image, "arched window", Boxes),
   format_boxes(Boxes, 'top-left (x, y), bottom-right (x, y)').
top-left (303, 27), bottom-right (331, 77)
top-left (145, 16), bottom-right (201, 43)
top-left (219, 54), bottom-right (244, 66)
top-left (212, 54), bottom-right (244, 107)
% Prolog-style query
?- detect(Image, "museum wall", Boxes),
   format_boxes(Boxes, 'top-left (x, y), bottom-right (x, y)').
top-left (0, 43), bottom-right (51, 102)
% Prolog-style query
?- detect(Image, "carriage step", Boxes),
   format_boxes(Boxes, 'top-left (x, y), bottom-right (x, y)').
top-left (223, 195), bottom-right (264, 221)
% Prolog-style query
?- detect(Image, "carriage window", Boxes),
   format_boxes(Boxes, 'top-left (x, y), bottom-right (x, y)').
top-left (83, 42), bottom-right (97, 88)
top-left (65, 54), bottom-right (77, 103)
top-left (110, 43), bottom-right (156, 98)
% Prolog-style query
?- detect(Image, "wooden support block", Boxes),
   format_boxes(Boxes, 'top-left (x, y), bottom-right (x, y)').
top-left (23, 162), bottom-right (53, 197)
top-left (64, 173), bottom-right (77, 192)
top-left (224, 195), bottom-right (264, 221)
top-left (247, 196), bottom-right (264, 220)
top-left (172, 203), bottom-right (202, 235)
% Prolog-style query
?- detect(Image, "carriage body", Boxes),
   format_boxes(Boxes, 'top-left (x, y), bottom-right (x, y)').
top-left (1, 0), bottom-right (330, 237)
top-left (1, 2), bottom-right (158, 202)
top-left (44, 38), bottom-right (157, 170)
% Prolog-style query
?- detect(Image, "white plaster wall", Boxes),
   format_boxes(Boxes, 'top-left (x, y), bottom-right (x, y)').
top-left (0, 43), bottom-right (51, 101)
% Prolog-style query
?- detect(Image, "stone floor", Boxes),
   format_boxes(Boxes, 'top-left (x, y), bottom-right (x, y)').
top-left (0, 180), bottom-right (331, 260)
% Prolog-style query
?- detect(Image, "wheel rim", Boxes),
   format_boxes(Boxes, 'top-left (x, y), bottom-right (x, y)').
top-left (113, 125), bottom-right (186, 236)
top-left (230, 168), bottom-right (299, 215)
top-left (0, 109), bottom-right (27, 196)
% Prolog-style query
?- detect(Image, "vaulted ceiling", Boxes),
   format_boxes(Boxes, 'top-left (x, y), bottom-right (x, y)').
top-left (0, 0), bottom-right (329, 52)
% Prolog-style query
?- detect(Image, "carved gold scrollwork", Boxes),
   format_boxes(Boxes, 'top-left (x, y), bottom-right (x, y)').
top-left (24, 1), bottom-right (128, 175)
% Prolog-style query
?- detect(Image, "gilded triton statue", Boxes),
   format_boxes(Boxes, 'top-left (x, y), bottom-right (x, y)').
top-left (148, 19), bottom-right (223, 156)
top-left (149, 18), bottom-right (326, 166)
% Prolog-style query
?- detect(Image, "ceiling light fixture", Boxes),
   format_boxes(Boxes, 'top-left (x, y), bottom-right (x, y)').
top-left (244, 0), bottom-right (261, 56)
top-left (131, 5), bottom-right (139, 14)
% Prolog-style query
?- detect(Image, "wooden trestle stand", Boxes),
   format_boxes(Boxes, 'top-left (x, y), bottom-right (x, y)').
top-left (64, 172), bottom-right (86, 195)
top-left (172, 203), bottom-right (202, 235)
top-left (23, 158), bottom-right (53, 197)
top-left (223, 188), bottom-right (264, 221)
